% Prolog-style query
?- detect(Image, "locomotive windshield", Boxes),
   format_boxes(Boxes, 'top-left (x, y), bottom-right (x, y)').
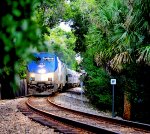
top-left (32, 56), bottom-right (41, 62)
top-left (28, 52), bottom-right (58, 73)
top-left (32, 57), bottom-right (54, 62)
top-left (36, 57), bottom-right (41, 61)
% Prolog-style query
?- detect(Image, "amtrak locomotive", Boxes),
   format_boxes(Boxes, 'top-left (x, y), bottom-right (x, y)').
top-left (26, 52), bottom-right (80, 94)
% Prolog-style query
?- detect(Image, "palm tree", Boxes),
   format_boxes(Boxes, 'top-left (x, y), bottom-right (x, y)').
top-left (72, 0), bottom-right (150, 120)
top-left (107, 0), bottom-right (150, 120)
top-left (85, 0), bottom-right (150, 120)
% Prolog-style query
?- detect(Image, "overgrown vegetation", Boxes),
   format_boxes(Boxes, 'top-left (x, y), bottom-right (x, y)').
top-left (82, 49), bottom-right (111, 110)
top-left (0, 0), bottom-right (43, 98)
top-left (0, 0), bottom-right (78, 98)
top-left (67, 0), bottom-right (150, 123)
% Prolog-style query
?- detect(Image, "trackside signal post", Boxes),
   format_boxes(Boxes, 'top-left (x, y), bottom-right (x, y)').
top-left (80, 81), bottom-right (84, 105)
top-left (111, 79), bottom-right (116, 118)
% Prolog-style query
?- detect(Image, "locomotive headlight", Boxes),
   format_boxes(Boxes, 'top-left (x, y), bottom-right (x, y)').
top-left (48, 73), bottom-right (54, 81)
top-left (28, 73), bottom-right (35, 81)
top-left (38, 68), bottom-right (46, 74)
top-left (30, 73), bottom-right (35, 77)
top-left (49, 73), bottom-right (54, 78)
top-left (30, 77), bottom-right (35, 81)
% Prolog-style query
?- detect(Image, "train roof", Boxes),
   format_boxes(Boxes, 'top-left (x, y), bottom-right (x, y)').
top-left (67, 68), bottom-right (81, 75)
top-left (33, 52), bottom-right (56, 58)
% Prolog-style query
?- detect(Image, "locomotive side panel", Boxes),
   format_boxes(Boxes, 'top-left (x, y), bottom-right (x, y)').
top-left (57, 58), bottom-right (67, 90)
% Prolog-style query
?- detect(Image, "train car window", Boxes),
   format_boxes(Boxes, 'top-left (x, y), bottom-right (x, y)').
top-left (43, 57), bottom-right (54, 61)
top-left (68, 74), bottom-right (72, 77)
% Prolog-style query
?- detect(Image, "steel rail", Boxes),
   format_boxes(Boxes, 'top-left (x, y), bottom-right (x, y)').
top-left (48, 96), bottom-right (150, 132)
top-left (26, 97), bottom-right (118, 134)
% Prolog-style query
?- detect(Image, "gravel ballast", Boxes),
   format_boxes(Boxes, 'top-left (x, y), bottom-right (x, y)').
top-left (0, 98), bottom-right (59, 134)
top-left (53, 87), bottom-right (113, 118)
top-left (0, 87), bottom-right (120, 134)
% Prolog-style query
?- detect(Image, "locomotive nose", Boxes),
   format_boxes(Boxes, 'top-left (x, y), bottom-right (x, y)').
top-left (38, 68), bottom-right (46, 74)
top-left (38, 62), bottom-right (45, 67)
top-left (37, 62), bottom-right (46, 74)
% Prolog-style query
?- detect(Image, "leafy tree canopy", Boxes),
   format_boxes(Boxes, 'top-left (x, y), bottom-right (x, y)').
top-left (0, 0), bottom-right (41, 98)
top-left (44, 26), bottom-right (77, 69)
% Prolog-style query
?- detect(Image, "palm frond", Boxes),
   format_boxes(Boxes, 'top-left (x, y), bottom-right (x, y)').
top-left (110, 51), bottom-right (132, 72)
top-left (95, 52), bottom-right (105, 66)
top-left (137, 45), bottom-right (150, 64)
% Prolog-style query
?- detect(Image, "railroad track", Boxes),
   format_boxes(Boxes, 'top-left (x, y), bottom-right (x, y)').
top-left (49, 96), bottom-right (150, 133)
top-left (18, 98), bottom-right (84, 134)
top-left (18, 95), bottom-right (150, 134)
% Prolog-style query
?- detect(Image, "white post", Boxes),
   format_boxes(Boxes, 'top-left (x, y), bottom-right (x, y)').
top-left (80, 81), bottom-right (83, 106)
top-left (111, 79), bottom-right (116, 118)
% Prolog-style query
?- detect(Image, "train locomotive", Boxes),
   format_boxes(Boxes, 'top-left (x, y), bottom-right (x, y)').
top-left (26, 52), bottom-right (80, 95)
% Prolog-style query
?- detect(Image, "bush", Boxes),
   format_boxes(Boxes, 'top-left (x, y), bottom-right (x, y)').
top-left (82, 52), bottom-right (112, 110)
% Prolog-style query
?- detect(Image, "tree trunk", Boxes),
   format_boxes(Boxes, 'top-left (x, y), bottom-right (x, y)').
top-left (0, 83), bottom-right (1, 99)
top-left (1, 74), bottom-right (15, 99)
top-left (123, 91), bottom-right (131, 120)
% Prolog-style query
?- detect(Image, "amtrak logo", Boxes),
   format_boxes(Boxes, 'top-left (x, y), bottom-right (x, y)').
top-left (38, 64), bottom-right (45, 68)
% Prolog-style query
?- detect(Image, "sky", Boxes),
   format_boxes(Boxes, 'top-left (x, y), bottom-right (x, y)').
top-left (65, 0), bottom-right (70, 4)
top-left (59, 22), bottom-right (82, 63)
top-left (59, 22), bottom-right (72, 32)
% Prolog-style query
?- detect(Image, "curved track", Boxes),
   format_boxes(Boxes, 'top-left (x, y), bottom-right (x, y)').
top-left (18, 95), bottom-right (150, 134)
top-left (26, 97), bottom-right (116, 134)
top-left (48, 96), bottom-right (150, 133)
top-left (18, 98), bottom-right (85, 134)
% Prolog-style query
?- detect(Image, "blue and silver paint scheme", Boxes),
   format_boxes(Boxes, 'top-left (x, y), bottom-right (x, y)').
top-left (28, 53), bottom-right (58, 73)
top-left (26, 52), bottom-right (82, 95)
top-left (27, 52), bottom-right (59, 91)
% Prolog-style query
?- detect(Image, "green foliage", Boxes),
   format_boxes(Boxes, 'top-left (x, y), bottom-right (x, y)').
top-left (71, 0), bottom-right (150, 121)
top-left (32, 0), bottom-right (78, 70)
top-left (82, 48), bottom-right (111, 110)
top-left (64, 0), bottom-right (90, 52)
top-left (0, 0), bottom-right (42, 97)
top-left (32, 0), bottom-right (66, 31)
top-left (44, 27), bottom-right (77, 69)
top-left (17, 59), bottom-right (27, 79)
